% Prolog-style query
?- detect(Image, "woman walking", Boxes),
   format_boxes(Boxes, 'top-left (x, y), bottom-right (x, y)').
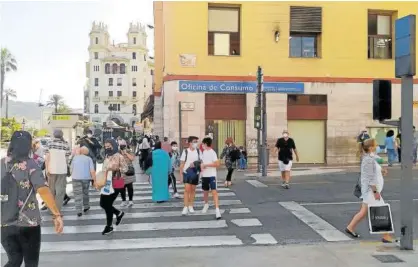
top-left (147, 141), bottom-right (171, 203)
top-left (119, 143), bottom-right (136, 207)
top-left (384, 130), bottom-right (397, 166)
top-left (1, 131), bottom-right (63, 267)
top-left (220, 137), bottom-right (238, 187)
top-left (97, 139), bottom-right (128, 235)
top-left (345, 138), bottom-right (395, 243)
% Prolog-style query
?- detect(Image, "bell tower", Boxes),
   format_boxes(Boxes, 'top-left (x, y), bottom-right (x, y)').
top-left (127, 22), bottom-right (146, 47)
top-left (89, 21), bottom-right (109, 48)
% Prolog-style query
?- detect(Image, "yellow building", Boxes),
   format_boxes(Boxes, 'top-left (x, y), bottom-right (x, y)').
top-left (153, 1), bottom-right (418, 165)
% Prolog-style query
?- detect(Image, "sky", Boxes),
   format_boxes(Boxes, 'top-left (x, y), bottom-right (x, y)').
top-left (0, 0), bottom-right (154, 109)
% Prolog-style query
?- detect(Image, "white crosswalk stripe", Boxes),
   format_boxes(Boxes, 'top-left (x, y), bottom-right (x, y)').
top-left (36, 180), bottom-right (277, 251)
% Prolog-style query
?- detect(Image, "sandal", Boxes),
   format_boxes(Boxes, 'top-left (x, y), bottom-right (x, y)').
top-left (345, 228), bottom-right (360, 238)
top-left (382, 238), bottom-right (399, 244)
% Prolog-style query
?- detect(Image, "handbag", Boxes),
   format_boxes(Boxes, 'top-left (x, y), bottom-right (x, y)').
top-left (368, 203), bottom-right (394, 234)
top-left (125, 165), bottom-right (135, 176)
top-left (112, 171), bottom-right (125, 189)
top-left (353, 174), bottom-right (362, 198)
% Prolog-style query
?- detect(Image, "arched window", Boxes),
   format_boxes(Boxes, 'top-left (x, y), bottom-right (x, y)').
top-left (120, 63), bottom-right (126, 74)
top-left (105, 63), bottom-right (110, 74)
top-left (94, 104), bottom-right (99, 113)
top-left (132, 104), bottom-right (137, 115)
top-left (112, 63), bottom-right (118, 74)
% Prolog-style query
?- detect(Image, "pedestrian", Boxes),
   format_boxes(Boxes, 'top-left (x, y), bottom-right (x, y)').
top-left (44, 129), bottom-right (71, 213)
top-left (179, 136), bottom-right (202, 215)
top-left (345, 138), bottom-right (395, 243)
top-left (162, 137), bottom-right (172, 153)
top-left (274, 130), bottom-right (299, 189)
top-left (200, 137), bottom-right (222, 219)
top-left (238, 146), bottom-right (248, 171)
top-left (147, 141), bottom-right (171, 203)
top-left (78, 130), bottom-right (101, 171)
top-left (138, 135), bottom-right (151, 171)
top-left (169, 141), bottom-right (181, 199)
top-left (413, 126), bottom-right (418, 165)
top-left (384, 130), bottom-right (397, 167)
top-left (70, 146), bottom-right (96, 217)
top-left (119, 143), bottom-right (136, 207)
top-left (97, 138), bottom-right (128, 235)
top-left (396, 132), bottom-right (402, 163)
top-left (1, 130), bottom-right (63, 267)
top-left (220, 137), bottom-right (239, 187)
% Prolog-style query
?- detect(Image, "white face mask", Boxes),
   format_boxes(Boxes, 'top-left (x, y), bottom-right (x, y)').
top-left (192, 143), bottom-right (198, 149)
top-left (172, 146), bottom-right (178, 151)
top-left (87, 134), bottom-right (92, 138)
top-left (283, 133), bottom-right (289, 138)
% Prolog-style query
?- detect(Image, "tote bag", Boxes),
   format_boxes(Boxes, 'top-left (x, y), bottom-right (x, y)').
top-left (100, 171), bottom-right (114, 195)
top-left (368, 203), bottom-right (395, 234)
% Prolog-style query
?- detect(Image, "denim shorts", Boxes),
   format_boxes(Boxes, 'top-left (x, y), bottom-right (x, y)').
top-left (183, 169), bottom-right (199, 185)
top-left (201, 176), bottom-right (217, 191)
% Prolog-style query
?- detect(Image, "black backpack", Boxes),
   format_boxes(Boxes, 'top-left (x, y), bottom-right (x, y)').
top-left (230, 148), bottom-right (241, 162)
top-left (1, 160), bottom-right (33, 225)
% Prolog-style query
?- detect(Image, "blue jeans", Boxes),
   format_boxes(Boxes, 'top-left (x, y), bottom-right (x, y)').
top-left (387, 149), bottom-right (397, 165)
top-left (239, 157), bottom-right (247, 169)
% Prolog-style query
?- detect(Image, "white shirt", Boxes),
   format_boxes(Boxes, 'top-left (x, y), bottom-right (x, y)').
top-left (201, 149), bottom-right (218, 177)
top-left (48, 149), bottom-right (67, 174)
top-left (180, 148), bottom-right (201, 173)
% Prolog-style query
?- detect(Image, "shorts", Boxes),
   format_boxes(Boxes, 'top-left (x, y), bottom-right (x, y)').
top-left (202, 176), bottom-right (217, 191)
top-left (278, 160), bottom-right (292, 172)
top-left (183, 169), bottom-right (199, 185)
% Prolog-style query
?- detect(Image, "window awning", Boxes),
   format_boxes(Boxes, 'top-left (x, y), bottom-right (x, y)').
top-left (141, 95), bottom-right (154, 121)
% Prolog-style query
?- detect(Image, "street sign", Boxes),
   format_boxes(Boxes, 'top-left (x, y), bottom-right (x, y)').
top-left (395, 15), bottom-right (416, 78)
top-left (254, 106), bottom-right (261, 129)
top-left (180, 102), bottom-right (195, 111)
top-left (51, 115), bottom-right (70, 121)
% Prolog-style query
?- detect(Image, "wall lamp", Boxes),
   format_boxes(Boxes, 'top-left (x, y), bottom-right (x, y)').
top-left (274, 30), bottom-right (280, 42)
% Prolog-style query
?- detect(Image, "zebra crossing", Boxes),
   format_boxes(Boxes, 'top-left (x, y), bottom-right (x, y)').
top-left (38, 181), bottom-right (277, 252)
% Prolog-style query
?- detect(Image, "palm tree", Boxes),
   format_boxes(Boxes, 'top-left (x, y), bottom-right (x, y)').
top-left (1, 48), bottom-right (17, 108)
top-left (46, 94), bottom-right (64, 113)
top-left (4, 88), bottom-right (17, 118)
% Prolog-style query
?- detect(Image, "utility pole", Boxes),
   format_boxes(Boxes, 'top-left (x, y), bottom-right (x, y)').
top-left (261, 85), bottom-right (268, 177)
top-left (255, 66), bottom-right (263, 173)
top-left (395, 14), bottom-right (415, 250)
top-left (178, 101), bottom-right (182, 150)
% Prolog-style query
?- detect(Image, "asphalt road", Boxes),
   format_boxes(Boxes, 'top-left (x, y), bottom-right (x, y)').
top-left (2, 163), bottom-right (418, 266)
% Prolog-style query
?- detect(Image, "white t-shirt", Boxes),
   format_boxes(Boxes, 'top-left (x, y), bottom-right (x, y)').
top-left (201, 149), bottom-right (218, 177)
top-left (180, 148), bottom-right (201, 173)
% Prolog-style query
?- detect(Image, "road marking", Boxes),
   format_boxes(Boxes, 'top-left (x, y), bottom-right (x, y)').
top-left (35, 236), bottom-right (243, 252)
top-left (41, 208), bottom-right (250, 221)
top-left (251, 233), bottom-right (278, 245)
top-left (300, 199), bottom-right (418, 206)
top-left (52, 199), bottom-right (243, 212)
top-left (86, 187), bottom-right (230, 196)
top-left (41, 220), bottom-right (229, 234)
top-left (266, 181), bottom-right (334, 186)
top-left (85, 192), bottom-right (236, 202)
top-left (246, 180), bottom-right (268, 188)
top-left (279, 201), bottom-right (351, 242)
top-left (231, 218), bottom-right (262, 227)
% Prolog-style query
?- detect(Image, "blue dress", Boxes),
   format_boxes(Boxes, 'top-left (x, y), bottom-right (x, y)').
top-left (151, 149), bottom-right (171, 202)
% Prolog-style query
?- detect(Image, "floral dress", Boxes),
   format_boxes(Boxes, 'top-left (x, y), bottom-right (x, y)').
top-left (1, 157), bottom-right (47, 227)
top-left (221, 145), bottom-right (237, 170)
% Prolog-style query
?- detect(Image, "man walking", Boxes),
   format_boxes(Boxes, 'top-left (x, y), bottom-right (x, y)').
top-left (162, 137), bottom-right (172, 154)
top-left (78, 129), bottom-right (101, 171)
top-left (179, 136), bottom-right (201, 215)
top-left (274, 130), bottom-right (299, 189)
top-left (45, 129), bottom-right (71, 212)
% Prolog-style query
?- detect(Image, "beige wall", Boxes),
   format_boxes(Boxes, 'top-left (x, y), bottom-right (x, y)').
top-left (163, 80), bottom-right (418, 165)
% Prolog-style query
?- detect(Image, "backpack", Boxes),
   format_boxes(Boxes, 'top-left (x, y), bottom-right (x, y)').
top-left (184, 148), bottom-right (201, 162)
top-left (1, 161), bottom-right (33, 225)
top-left (230, 148), bottom-right (241, 162)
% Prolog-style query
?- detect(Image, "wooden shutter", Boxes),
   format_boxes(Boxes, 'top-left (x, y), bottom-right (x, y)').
top-left (290, 6), bottom-right (322, 33)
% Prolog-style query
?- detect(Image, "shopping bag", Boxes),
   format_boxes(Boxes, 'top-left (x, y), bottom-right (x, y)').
top-left (95, 171), bottom-right (106, 189)
top-left (368, 203), bottom-right (394, 234)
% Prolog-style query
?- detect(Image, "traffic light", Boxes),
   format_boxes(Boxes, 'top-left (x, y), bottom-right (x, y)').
top-left (373, 80), bottom-right (392, 121)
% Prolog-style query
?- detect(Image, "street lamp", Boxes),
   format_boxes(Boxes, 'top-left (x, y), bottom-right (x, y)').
top-left (22, 118), bottom-right (26, 131)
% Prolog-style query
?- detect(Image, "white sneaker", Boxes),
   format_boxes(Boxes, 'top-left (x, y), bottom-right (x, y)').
top-left (120, 201), bottom-right (128, 208)
top-left (188, 206), bottom-right (195, 213)
top-left (128, 201), bottom-right (134, 207)
top-left (173, 193), bottom-right (182, 199)
top-left (182, 207), bottom-right (189, 216)
top-left (201, 203), bottom-right (209, 214)
top-left (215, 208), bottom-right (222, 220)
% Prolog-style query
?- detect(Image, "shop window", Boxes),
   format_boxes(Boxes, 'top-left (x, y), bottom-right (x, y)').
top-left (368, 12), bottom-right (393, 59)
top-left (367, 127), bottom-right (399, 149)
top-left (288, 94), bottom-right (327, 105)
top-left (289, 6), bottom-right (322, 58)
top-left (208, 6), bottom-right (240, 56)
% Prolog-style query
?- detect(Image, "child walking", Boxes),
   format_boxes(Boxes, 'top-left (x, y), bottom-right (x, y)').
top-left (200, 137), bottom-right (222, 219)
top-left (169, 141), bottom-right (181, 198)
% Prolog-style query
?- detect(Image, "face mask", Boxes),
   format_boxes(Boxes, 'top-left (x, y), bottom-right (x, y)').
top-left (283, 133), bottom-right (289, 138)
top-left (172, 146), bottom-right (178, 151)
top-left (87, 134), bottom-right (92, 138)
top-left (192, 143), bottom-right (198, 149)
top-left (120, 145), bottom-right (126, 150)
top-left (105, 148), bottom-right (113, 155)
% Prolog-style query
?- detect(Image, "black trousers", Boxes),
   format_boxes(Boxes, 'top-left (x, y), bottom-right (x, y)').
top-left (1, 226), bottom-right (41, 267)
top-left (120, 183), bottom-right (134, 201)
top-left (100, 190), bottom-right (123, 227)
top-left (168, 173), bottom-right (178, 193)
top-left (226, 168), bottom-right (234, 182)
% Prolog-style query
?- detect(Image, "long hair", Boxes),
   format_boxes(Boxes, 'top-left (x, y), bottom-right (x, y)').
top-left (8, 131), bottom-right (33, 164)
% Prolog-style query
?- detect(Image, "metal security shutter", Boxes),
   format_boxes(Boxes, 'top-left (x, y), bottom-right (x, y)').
top-left (290, 6), bottom-right (322, 33)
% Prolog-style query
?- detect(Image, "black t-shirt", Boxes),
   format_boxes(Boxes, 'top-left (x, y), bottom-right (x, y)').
top-left (275, 138), bottom-right (296, 161)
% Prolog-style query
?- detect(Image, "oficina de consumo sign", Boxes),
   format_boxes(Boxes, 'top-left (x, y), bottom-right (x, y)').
top-left (178, 81), bottom-right (304, 93)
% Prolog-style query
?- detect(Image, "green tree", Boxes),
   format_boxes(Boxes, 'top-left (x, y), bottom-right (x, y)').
top-left (46, 94), bottom-right (64, 113)
top-left (4, 88), bottom-right (17, 118)
top-left (35, 128), bottom-right (49, 137)
top-left (0, 48), bottom-right (17, 108)
top-left (1, 117), bottom-right (21, 142)
top-left (57, 103), bottom-right (71, 113)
